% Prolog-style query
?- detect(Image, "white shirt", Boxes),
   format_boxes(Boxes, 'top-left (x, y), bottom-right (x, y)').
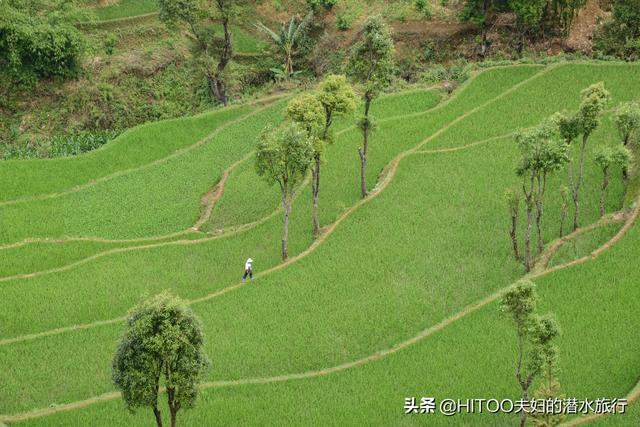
top-left (245, 259), bottom-right (253, 270)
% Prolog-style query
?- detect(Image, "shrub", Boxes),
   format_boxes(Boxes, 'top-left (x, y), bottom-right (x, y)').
top-left (593, 0), bottom-right (640, 60)
top-left (0, 0), bottom-right (85, 85)
top-left (336, 12), bottom-right (354, 31)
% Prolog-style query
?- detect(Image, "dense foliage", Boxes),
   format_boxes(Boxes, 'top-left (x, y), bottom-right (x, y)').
top-left (0, 0), bottom-right (85, 85)
top-left (594, 0), bottom-right (640, 60)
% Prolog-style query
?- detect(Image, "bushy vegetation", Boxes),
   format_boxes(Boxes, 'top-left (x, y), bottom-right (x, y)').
top-left (594, 0), bottom-right (640, 60)
top-left (0, 0), bottom-right (86, 85)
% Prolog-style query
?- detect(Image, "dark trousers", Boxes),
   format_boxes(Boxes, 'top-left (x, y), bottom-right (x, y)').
top-left (243, 268), bottom-right (253, 281)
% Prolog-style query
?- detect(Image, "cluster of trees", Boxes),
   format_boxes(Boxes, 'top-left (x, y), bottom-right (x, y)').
top-left (507, 84), bottom-right (639, 272)
top-left (461, 0), bottom-right (587, 55)
top-left (594, 0), bottom-right (640, 60)
top-left (0, 0), bottom-right (86, 86)
top-left (255, 16), bottom-right (395, 260)
top-left (501, 280), bottom-right (563, 427)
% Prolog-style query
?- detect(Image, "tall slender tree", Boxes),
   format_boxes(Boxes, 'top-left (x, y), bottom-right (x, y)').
top-left (515, 118), bottom-right (569, 271)
top-left (594, 145), bottom-right (632, 217)
top-left (571, 82), bottom-right (610, 230)
top-left (501, 281), bottom-right (560, 427)
top-left (348, 16), bottom-right (395, 198)
top-left (312, 75), bottom-right (357, 235)
top-left (255, 123), bottom-right (314, 260)
top-left (286, 93), bottom-right (326, 237)
top-left (112, 292), bottom-right (209, 427)
top-left (613, 101), bottom-right (640, 180)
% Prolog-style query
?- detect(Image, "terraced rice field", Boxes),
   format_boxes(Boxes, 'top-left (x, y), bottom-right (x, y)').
top-left (1, 63), bottom-right (640, 425)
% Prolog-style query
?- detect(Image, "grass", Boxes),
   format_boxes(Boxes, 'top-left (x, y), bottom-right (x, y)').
top-left (91, 0), bottom-right (158, 22)
top-left (1, 63), bottom-right (640, 425)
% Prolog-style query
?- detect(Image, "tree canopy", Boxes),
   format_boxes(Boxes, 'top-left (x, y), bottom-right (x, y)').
top-left (112, 292), bottom-right (209, 427)
top-left (0, 0), bottom-right (85, 85)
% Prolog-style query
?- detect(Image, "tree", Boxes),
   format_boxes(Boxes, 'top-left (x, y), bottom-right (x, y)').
top-left (508, 0), bottom-right (547, 53)
top-left (593, 145), bottom-right (632, 217)
top-left (286, 93), bottom-right (325, 237)
top-left (571, 82), bottom-right (611, 230)
top-left (310, 75), bottom-right (357, 236)
top-left (460, 0), bottom-right (500, 57)
top-left (515, 117), bottom-right (569, 271)
top-left (504, 188), bottom-right (521, 261)
top-left (0, 0), bottom-right (85, 86)
top-left (256, 14), bottom-right (311, 79)
top-left (255, 123), bottom-right (314, 260)
top-left (558, 185), bottom-right (569, 238)
top-left (528, 315), bottom-right (564, 427)
top-left (112, 292), bottom-right (209, 427)
top-left (613, 101), bottom-right (640, 180)
top-left (501, 281), bottom-right (561, 427)
top-left (348, 16), bottom-right (395, 198)
top-left (157, 0), bottom-right (242, 105)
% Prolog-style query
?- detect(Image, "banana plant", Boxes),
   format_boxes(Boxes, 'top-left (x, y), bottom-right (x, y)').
top-left (255, 14), bottom-right (311, 79)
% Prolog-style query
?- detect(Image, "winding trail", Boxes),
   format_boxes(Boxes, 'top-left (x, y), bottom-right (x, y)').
top-left (0, 95), bottom-right (288, 210)
top-left (0, 85), bottom-right (442, 252)
top-left (2, 188), bottom-right (636, 424)
top-left (1, 63), bottom-right (637, 423)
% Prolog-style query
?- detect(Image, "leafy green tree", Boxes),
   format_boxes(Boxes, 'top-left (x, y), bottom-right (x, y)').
top-left (508, 0), bottom-right (547, 52)
top-left (348, 16), bottom-right (395, 198)
top-left (515, 117), bottom-right (569, 271)
top-left (286, 93), bottom-right (326, 237)
top-left (157, 0), bottom-right (243, 105)
top-left (571, 82), bottom-right (611, 229)
top-left (255, 123), bottom-right (314, 260)
top-left (594, 145), bottom-right (632, 217)
top-left (614, 101), bottom-right (640, 180)
top-left (308, 75), bottom-right (357, 236)
top-left (501, 281), bottom-right (561, 427)
top-left (528, 315), bottom-right (564, 427)
top-left (0, 0), bottom-right (86, 85)
top-left (460, 0), bottom-right (500, 57)
top-left (256, 14), bottom-right (311, 79)
top-left (112, 292), bottom-right (209, 427)
top-left (504, 188), bottom-right (521, 261)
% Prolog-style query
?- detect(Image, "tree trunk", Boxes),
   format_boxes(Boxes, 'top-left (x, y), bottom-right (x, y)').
top-left (210, 15), bottom-right (233, 106)
top-left (535, 174), bottom-right (546, 255)
top-left (520, 388), bottom-right (529, 427)
top-left (152, 366), bottom-right (163, 427)
top-left (312, 154), bottom-right (321, 238)
top-left (573, 135), bottom-right (588, 231)
top-left (281, 192), bottom-right (291, 261)
top-left (153, 406), bottom-right (163, 427)
top-left (166, 385), bottom-right (180, 427)
top-left (509, 210), bottom-right (520, 261)
top-left (524, 198), bottom-right (534, 272)
top-left (359, 97), bottom-right (372, 198)
top-left (623, 134), bottom-right (630, 181)
top-left (600, 168), bottom-right (609, 217)
top-left (559, 200), bottom-right (567, 238)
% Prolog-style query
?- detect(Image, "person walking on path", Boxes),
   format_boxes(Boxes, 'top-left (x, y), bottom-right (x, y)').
top-left (242, 258), bottom-right (253, 283)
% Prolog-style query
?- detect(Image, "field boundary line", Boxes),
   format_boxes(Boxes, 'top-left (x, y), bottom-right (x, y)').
top-left (561, 378), bottom-right (640, 426)
top-left (0, 86), bottom-right (445, 250)
top-left (2, 191), bottom-right (636, 424)
top-left (0, 95), bottom-right (289, 210)
top-left (0, 66), bottom-right (554, 345)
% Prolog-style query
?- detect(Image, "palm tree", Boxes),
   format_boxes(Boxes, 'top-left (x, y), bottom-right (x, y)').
top-left (255, 14), bottom-right (311, 78)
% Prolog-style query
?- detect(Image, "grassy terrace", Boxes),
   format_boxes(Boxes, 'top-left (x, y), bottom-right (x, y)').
top-left (1, 63), bottom-right (639, 425)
